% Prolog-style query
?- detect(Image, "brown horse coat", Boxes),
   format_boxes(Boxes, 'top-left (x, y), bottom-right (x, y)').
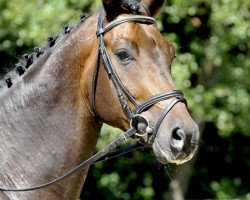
top-left (0, 0), bottom-right (199, 199)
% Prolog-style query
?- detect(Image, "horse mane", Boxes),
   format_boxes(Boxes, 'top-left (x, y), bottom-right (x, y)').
top-left (0, 14), bottom-right (91, 91)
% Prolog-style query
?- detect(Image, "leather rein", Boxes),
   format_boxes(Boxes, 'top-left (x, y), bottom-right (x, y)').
top-left (0, 10), bottom-right (186, 192)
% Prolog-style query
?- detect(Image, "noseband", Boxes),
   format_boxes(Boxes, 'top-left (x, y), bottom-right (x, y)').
top-left (92, 10), bottom-right (187, 139)
top-left (0, 9), bottom-right (187, 192)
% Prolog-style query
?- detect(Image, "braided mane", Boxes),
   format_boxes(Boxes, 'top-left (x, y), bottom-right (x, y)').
top-left (0, 14), bottom-right (90, 91)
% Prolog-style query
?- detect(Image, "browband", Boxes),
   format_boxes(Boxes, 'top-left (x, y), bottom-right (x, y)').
top-left (96, 15), bottom-right (156, 36)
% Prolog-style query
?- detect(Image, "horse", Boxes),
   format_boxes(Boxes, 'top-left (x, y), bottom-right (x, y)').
top-left (0, 0), bottom-right (200, 199)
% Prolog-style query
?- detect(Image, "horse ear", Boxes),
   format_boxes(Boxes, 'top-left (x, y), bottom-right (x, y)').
top-left (103, 0), bottom-right (123, 21)
top-left (103, 0), bottom-right (141, 21)
top-left (102, 0), bottom-right (165, 21)
top-left (140, 0), bottom-right (165, 16)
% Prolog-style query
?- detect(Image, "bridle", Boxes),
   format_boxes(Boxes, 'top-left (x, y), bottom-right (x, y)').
top-left (0, 9), bottom-right (186, 192)
top-left (92, 9), bottom-right (187, 138)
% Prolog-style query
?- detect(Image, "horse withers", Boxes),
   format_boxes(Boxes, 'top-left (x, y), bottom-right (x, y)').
top-left (0, 0), bottom-right (200, 199)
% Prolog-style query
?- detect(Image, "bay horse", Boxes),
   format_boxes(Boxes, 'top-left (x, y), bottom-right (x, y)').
top-left (0, 0), bottom-right (200, 199)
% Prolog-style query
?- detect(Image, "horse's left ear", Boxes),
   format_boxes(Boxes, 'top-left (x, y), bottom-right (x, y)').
top-left (103, 0), bottom-right (142, 21)
top-left (102, 0), bottom-right (165, 21)
top-left (140, 0), bottom-right (165, 16)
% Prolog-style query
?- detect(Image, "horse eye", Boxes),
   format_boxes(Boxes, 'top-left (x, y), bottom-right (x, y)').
top-left (116, 49), bottom-right (131, 62)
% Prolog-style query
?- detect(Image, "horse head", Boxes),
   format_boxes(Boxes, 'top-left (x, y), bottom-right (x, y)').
top-left (90, 0), bottom-right (200, 165)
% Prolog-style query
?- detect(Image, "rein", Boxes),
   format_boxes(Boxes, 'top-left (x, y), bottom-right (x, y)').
top-left (0, 127), bottom-right (139, 192)
top-left (0, 9), bottom-right (186, 192)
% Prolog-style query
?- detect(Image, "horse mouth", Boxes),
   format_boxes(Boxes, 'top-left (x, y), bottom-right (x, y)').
top-left (134, 122), bottom-right (198, 165)
top-left (152, 138), bottom-right (196, 165)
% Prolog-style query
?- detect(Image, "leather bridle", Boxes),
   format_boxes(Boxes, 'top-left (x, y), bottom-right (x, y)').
top-left (92, 9), bottom-right (187, 137)
top-left (0, 9), bottom-right (186, 192)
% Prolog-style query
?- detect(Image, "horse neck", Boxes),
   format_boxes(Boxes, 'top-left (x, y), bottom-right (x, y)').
top-left (0, 14), bottom-right (101, 199)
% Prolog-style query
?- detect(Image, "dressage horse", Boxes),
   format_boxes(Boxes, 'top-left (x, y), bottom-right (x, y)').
top-left (0, 0), bottom-right (200, 199)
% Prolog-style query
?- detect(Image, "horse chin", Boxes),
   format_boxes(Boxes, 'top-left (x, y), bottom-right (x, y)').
top-left (152, 138), bottom-right (195, 165)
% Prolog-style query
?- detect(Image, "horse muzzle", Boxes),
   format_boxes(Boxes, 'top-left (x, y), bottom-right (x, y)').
top-left (131, 109), bottom-right (200, 165)
top-left (152, 121), bottom-right (200, 165)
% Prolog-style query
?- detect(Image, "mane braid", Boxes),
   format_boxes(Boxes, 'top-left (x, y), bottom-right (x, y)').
top-left (0, 14), bottom-right (90, 91)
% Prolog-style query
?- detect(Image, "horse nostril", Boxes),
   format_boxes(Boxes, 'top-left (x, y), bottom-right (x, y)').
top-left (170, 128), bottom-right (185, 152)
top-left (172, 128), bottom-right (185, 141)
